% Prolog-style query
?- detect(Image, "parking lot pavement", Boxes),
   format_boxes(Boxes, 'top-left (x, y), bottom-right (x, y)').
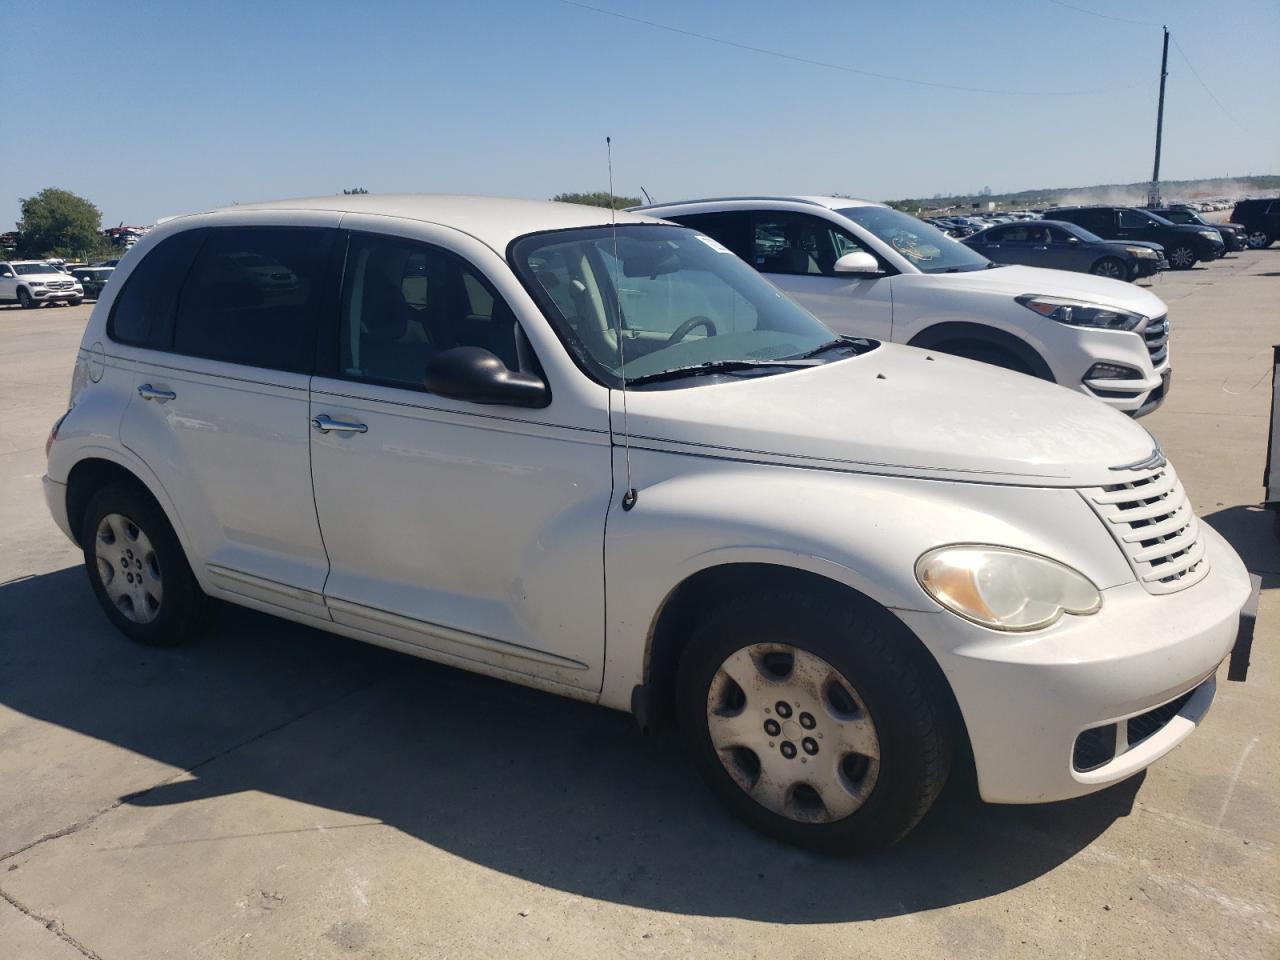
top-left (1, 253), bottom-right (1277, 959)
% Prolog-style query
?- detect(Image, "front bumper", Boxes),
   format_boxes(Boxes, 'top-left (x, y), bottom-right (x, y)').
top-left (31, 286), bottom-right (82, 301)
top-left (1039, 318), bottom-right (1171, 417)
top-left (898, 523), bottom-right (1252, 804)
top-left (1134, 257), bottom-right (1166, 277)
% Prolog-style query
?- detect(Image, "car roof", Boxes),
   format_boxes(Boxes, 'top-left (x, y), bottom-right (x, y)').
top-left (178, 194), bottom-right (661, 253)
top-left (632, 195), bottom-right (885, 213)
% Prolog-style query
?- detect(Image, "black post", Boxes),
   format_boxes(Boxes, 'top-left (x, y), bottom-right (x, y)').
top-left (1148, 26), bottom-right (1170, 207)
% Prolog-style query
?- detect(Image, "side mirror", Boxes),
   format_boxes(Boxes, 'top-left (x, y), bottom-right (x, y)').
top-left (0, 270), bottom-right (13, 278)
top-left (423, 346), bottom-right (550, 408)
top-left (832, 251), bottom-right (881, 275)
top-left (1066, 236), bottom-right (1081, 244)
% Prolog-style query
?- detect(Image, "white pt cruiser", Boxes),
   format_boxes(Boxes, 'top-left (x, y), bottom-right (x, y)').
top-left (43, 195), bottom-right (1253, 852)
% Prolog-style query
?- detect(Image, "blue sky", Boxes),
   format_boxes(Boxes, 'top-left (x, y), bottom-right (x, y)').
top-left (5, 0), bottom-right (1277, 227)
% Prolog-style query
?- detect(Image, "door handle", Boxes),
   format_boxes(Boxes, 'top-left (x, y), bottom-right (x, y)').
top-left (138, 383), bottom-right (176, 401)
top-left (311, 414), bottom-right (368, 434)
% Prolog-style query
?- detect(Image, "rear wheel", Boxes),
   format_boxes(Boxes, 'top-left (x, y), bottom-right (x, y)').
top-left (677, 590), bottom-right (954, 854)
top-left (1247, 229), bottom-right (1273, 249)
top-left (1091, 256), bottom-right (1129, 280)
top-left (81, 483), bottom-right (209, 646)
top-left (1168, 245), bottom-right (1199, 269)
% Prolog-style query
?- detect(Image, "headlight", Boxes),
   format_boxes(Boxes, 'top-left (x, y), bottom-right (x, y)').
top-left (1123, 246), bottom-right (1157, 258)
top-left (30, 281), bottom-right (46, 288)
top-left (916, 545), bottom-right (1101, 631)
top-left (1015, 295), bottom-right (1145, 331)
top-left (1198, 229), bottom-right (1219, 240)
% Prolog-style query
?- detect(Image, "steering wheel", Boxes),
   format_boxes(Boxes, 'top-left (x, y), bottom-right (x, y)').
top-left (666, 315), bottom-right (718, 346)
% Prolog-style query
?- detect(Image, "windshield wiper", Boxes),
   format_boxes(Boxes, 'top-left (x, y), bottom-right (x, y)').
top-left (626, 358), bottom-right (820, 386)
top-left (786, 336), bottom-right (869, 360)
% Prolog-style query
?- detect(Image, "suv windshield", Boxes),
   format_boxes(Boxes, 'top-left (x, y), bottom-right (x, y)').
top-left (837, 207), bottom-right (991, 273)
top-left (14, 263), bottom-right (57, 275)
top-left (511, 225), bottom-right (862, 387)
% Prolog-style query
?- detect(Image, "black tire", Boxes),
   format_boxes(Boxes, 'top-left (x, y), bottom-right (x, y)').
top-left (933, 341), bottom-right (1035, 377)
top-left (1091, 256), bottom-right (1130, 281)
top-left (1168, 245), bottom-right (1199, 270)
top-left (69, 297), bottom-right (83, 306)
top-left (17, 288), bottom-right (34, 309)
top-left (80, 482), bottom-right (209, 646)
top-left (677, 589), bottom-right (954, 854)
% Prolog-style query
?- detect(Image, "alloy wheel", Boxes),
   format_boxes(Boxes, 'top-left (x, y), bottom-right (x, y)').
top-left (705, 643), bottom-right (880, 823)
top-left (1169, 246), bottom-right (1195, 268)
top-left (1093, 260), bottom-right (1125, 279)
top-left (1247, 230), bottom-right (1270, 249)
top-left (94, 513), bottom-right (163, 624)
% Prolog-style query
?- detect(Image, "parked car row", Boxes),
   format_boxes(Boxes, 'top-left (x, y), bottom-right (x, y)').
top-left (41, 192), bottom-right (1254, 855)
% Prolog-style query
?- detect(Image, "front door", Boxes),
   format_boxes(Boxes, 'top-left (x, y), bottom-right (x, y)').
top-left (752, 212), bottom-right (895, 342)
top-left (308, 225), bottom-right (611, 692)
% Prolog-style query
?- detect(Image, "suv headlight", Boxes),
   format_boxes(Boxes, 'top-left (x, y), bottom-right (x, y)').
top-left (1123, 245), bottom-right (1157, 258)
top-left (1197, 229), bottom-right (1219, 239)
top-left (30, 281), bottom-right (47, 288)
top-left (1016, 295), bottom-right (1145, 331)
top-left (916, 545), bottom-right (1101, 631)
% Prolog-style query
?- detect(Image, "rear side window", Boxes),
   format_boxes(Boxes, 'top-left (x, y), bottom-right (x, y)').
top-left (172, 227), bottom-right (337, 372)
top-left (107, 229), bottom-right (206, 347)
top-left (664, 212), bottom-right (753, 261)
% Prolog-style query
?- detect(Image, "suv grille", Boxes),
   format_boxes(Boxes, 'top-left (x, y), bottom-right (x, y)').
top-left (1082, 464), bottom-right (1209, 595)
top-left (1143, 314), bottom-right (1168, 366)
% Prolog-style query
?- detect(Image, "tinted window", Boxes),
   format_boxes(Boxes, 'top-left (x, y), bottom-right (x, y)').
top-left (108, 229), bottom-right (206, 347)
top-left (665, 212), bottom-right (753, 260)
top-left (1118, 209), bottom-right (1154, 229)
top-left (340, 234), bottom-right (520, 389)
top-left (752, 213), bottom-right (870, 276)
top-left (172, 227), bottom-right (336, 372)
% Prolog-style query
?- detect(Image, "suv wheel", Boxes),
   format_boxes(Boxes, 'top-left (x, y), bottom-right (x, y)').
top-left (677, 590), bottom-right (954, 854)
top-left (933, 341), bottom-right (1035, 377)
top-left (17, 288), bottom-right (34, 309)
top-left (1091, 256), bottom-right (1129, 280)
top-left (1168, 245), bottom-right (1198, 269)
top-left (81, 483), bottom-right (209, 646)
top-left (1247, 229), bottom-right (1273, 249)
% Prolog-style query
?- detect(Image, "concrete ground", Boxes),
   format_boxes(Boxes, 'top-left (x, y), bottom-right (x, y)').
top-left (1, 252), bottom-right (1276, 959)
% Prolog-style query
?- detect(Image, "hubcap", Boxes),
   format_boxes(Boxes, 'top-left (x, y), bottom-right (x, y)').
top-left (1170, 247), bottom-right (1194, 267)
top-left (705, 643), bottom-right (880, 823)
top-left (1096, 261), bottom-right (1123, 278)
top-left (94, 513), bottom-right (162, 624)
top-left (1248, 230), bottom-right (1268, 248)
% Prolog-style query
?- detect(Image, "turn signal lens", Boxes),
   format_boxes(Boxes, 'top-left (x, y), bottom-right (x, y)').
top-left (916, 546), bottom-right (1101, 632)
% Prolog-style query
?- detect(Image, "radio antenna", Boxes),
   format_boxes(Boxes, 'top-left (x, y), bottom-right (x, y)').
top-left (607, 136), bottom-right (638, 511)
top-left (640, 185), bottom-right (654, 205)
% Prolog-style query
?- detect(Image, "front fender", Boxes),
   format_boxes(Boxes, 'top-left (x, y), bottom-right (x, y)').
top-left (599, 447), bottom-right (1133, 711)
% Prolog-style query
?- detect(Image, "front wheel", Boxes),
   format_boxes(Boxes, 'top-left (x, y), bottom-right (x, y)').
top-left (1091, 256), bottom-right (1130, 280)
top-left (81, 483), bottom-right (209, 646)
top-left (69, 297), bottom-right (83, 306)
top-left (17, 288), bottom-right (34, 309)
top-left (1168, 245), bottom-right (1199, 269)
top-left (677, 591), bottom-right (954, 854)
top-left (1247, 229), bottom-right (1273, 249)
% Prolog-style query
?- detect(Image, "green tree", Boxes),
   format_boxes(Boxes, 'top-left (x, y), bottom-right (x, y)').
top-left (343, 187), bottom-right (369, 195)
top-left (552, 191), bottom-right (641, 210)
top-left (15, 188), bottom-right (109, 259)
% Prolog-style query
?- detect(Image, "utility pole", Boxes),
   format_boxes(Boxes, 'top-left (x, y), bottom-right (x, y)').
top-left (1148, 26), bottom-right (1170, 207)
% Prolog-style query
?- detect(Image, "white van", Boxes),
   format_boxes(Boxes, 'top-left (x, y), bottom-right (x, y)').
top-left (638, 197), bottom-right (1172, 416)
top-left (44, 195), bottom-right (1251, 852)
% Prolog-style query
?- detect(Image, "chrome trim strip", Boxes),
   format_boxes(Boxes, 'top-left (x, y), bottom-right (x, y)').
top-left (324, 597), bottom-right (589, 671)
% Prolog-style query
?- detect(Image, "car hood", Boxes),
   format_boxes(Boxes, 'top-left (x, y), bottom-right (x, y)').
top-left (17, 272), bottom-right (77, 282)
top-left (909, 264), bottom-right (1168, 317)
top-left (619, 343), bottom-right (1157, 487)
top-left (1100, 239), bottom-right (1165, 254)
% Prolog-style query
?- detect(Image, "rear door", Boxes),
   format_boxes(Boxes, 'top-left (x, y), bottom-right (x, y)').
top-left (1115, 208), bottom-right (1156, 243)
top-left (118, 217), bottom-right (342, 615)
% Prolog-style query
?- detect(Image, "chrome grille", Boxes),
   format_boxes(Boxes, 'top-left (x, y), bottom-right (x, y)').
top-left (1082, 463), bottom-right (1209, 595)
top-left (1143, 314), bottom-right (1169, 366)
top-left (47, 279), bottom-right (74, 290)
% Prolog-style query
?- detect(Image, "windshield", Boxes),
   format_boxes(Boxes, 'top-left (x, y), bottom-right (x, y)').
top-left (511, 225), bottom-right (852, 387)
top-left (837, 207), bottom-right (991, 273)
top-left (1059, 222), bottom-right (1104, 243)
top-left (14, 263), bottom-right (57, 275)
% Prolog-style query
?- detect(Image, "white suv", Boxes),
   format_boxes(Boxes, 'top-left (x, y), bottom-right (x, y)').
top-left (0, 260), bottom-right (84, 308)
top-left (44, 195), bottom-right (1252, 852)
top-left (636, 197), bottom-right (1172, 417)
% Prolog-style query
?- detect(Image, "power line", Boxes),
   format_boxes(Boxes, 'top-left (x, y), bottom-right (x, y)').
top-left (1044, 0), bottom-right (1160, 27)
top-left (558, 0), bottom-right (1145, 97)
top-left (1170, 36), bottom-right (1251, 135)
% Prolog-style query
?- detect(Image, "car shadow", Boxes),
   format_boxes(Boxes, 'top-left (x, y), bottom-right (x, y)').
top-left (0, 566), bottom-right (1142, 923)
top-left (1203, 504), bottom-right (1279, 589)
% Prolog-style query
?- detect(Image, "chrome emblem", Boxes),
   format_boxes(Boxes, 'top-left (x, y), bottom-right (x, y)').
top-left (1109, 447), bottom-right (1167, 472)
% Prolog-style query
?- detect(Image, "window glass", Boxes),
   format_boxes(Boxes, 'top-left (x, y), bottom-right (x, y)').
top-left (172, 227), bottom-right (335, 371)
top-left (511, 224), bottom-right (845, 387)
top-left (340, 234), bottom-right (519, 389)
top-left (108, 229), bottom-right (206, 347)
top-left (1001, 226), bottom-right (1030, 242)
top-left (1118, 209), bottom-right (1153, 229)
top-left (665, 212), bottom-right (753, 260)
top-left (752, 213), bottom-right (871, 276)
top-left (837, 207), bottom-right (991, 273)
